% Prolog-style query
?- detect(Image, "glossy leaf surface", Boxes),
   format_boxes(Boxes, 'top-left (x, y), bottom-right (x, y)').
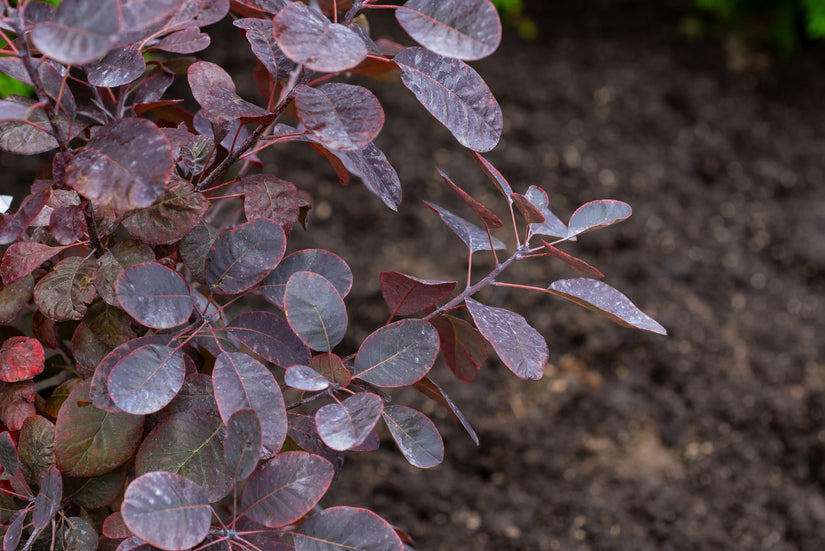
top-left (108, 344), bottom-right (186, 415)
top-left (55, 380), bottom-right (144, 478)
top-left (0, 336), bottom-right (45, 383)
top-left (284, 271), bottom-right (347, 352)
top-left (66, 118), bottom-right (174, 212)
top-left (224, 408), bottom-right (261, 482)
top-left (525, 185), bottom-right (568, 239)
top-left (154, 26), bottom-right (211, 54)
top-left (31, 0), bottom-right (119, 65)
top-left (394, 47), bottom-right (501, 152)
top-left (272, 1), bottom-right (367, 72)
top-left (465, 298), bottom-right (547, 380)
top-left (259, 249), bottom-right (352, 309)
top-left (134, 410), bottom-right (230, 503)
top-left (242, 174), bottom-right (300, 235)
top-left (285, 364), bottom-right (330, 391)
top-left (382, 405), bottom-right (444, 468)
top-left (295, 83), bottom-right (384, 151)
top-left (188, 61), bottom-right (270, 123)
top-left (335, 143), bottom-right (403, 211)
top-left (294, 506), bottom-right (403, 551)
top-left (33, 256), bottom-right (98, 322)
top-left (354, 319), bottom-right (439, 387)
top-left (121, 471), bottom-right (211, 551)
top-left (0, 99), bottom-right (77, 155)
top-left (566, 199), bottom-right (632, 238)
top-left (424, 202), bottom-right (506, 252)
top-left (206, 219), bottom-right (286, 295)
top-left (116, 263), bottom-right (192, 329)
top-left (234, 18), bottom-right (293, 81)
top-left (241, 451), bottom-right (334, 528)
top-left (316, 393), bottom-right (383, 451)
top-left (226, 311), bottom-right (311, 368)
top-left (380, 271), bottom-right (456, 317)
top-left (213, 351), bottom-right (287, 459)
top-left (87, 47), bottom-right (146, 87)
top-left (0, 242), bottom-right (69, 285)
top-left (547, 278), bottom-right (667, 334)
top-left (396, 0), bottom-right (501, 60)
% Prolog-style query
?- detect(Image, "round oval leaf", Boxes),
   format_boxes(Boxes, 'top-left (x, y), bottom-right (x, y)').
top-left (87, 46), bottom-right (146, 87)
top-left (272, 1), bottom-right (367, 72)
top-left (382, 405), bottom-right (444, 468)
top-left (226, 311), bottom-right (311, 368)
top-left (241, 451), bottom-right (334, 528)
top-left (30, 0), bottom-right (118, 66)
top-left (108, 344), bottom-right (186, 415)
top-left (116, 263), bottom-right (192, 329)
top-left (353, 319), bottom-right (439, 387)
top-left (394, 47), bottom-right (502, 152)
top-left (316, 393), bottom-right (383, 451)
top-left (121, 180), bottom-right (208, 245)
top-left (259, 249), bottom-right (352, 309)
top-left (294, 506), bottom-right (403, 551)
top-left (206, 219), bottom-right (286, 295)
top-left (0, 336), bottom-right (45, 382)
top-left (284, 271), bottom-right (348, 352)
top-left (294, 83), bottom-right (384, 151)
top-left (284, 365), bottom-right (330, 391)
top-left (396, 0), bottom-right (501, 60)
top-left (121, 471), bottom-right (211, 551)
top-left (224, 409), bottom-right (261, 482)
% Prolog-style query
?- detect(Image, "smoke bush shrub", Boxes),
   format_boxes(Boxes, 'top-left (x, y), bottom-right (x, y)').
top-left (0, 0), bottom-right (664, 549)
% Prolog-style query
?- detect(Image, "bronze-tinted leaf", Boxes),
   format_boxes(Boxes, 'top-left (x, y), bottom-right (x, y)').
top-left (0, 337), bottom-right (44, 383)
top-left (33, 256), bottom-right (98, 322)
top-left (0, 241), bottom-right (70, 285)
top-left (242, 174), bottom-right (300, 235)
top-left (429, 314), bottom-right (487, 382)
top-left (18, 415), bottom-right (55, 488)
top-left (0, 381), bottom-right (36, 431)
top-left (380, 271), bottom-right (456, 317)
top-left (541, 242), bottom-right (604, 278)
top-left (0, 275), bottom-right (33, 323)
top-left (188, 61), bottom-right (270, 123)
top-left (438, 169), bottom-right (502, 228)
top-left (121, 179), bottom-right (208, 245)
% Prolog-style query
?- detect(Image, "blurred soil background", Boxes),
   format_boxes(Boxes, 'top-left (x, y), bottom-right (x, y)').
top-left (3, 0), bottom-right (825, 549)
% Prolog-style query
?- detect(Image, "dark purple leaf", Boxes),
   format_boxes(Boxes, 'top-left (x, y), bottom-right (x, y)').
top-left (87, 47), bottom-right (146, 87)
top-left (0, 381), bottom-right (36, 432)
top-left (95, 240), bottom-right (156, 307)
top-left (295, 83), bottom-right (384, 151)
top-left (424, 202), bottom-right (506, 252)
top-left (0, 189), bottom-right (49, 245)
top-left (0, 97), bottom-right (79, 155)
top-left (396, 0), bottom-right (501, 60)
top-left (116, 262), bottom-right (192, 329)
top-left (31, 0), bottom-right (119, 65)
top-left (66, 118), bottom-right (175, 212)
top-left (259, 249), bottom-right (352, 309)
top-left (566, 199), bottom-right (632, 238)
top-left (380, 271), bottom-right (456, 317)
top-left (0, 336), bottom-right (45, 383)
top-left (465, 297), bottom-right (547, 380)
top-left (49, 205), bottom-right (87, 245)
top-left (213, 351), bottom-right (287, 459)
top-left (547, 278), bottom-right (667, 334)
top-left (233, 0), bottom-right (287, 13)
top-left (33, 256), bottom-right (98, 322)
top-left (33, 467), bottom-right (62, 529)
top-left (316, 393), bottom-right (383, 451)
top-left (294, 507), bottom-right (403, 551)
top-left (120, 0), bottom-right (180, 33)
top-left (121, 472), bottom-right (211, 551)
top-left (0, 274), bottom-right (34, 324)
top-left (188, 61), bottom-right (270, 123)
top-left (438, 168), bottom-right (502, 228)
top-left (180, 220), bottom-right (217, 283)
top-left (4, 511), bottom-right (24, 551)
top-left (0, 99), bottom-right (30, 122)
top-left (272, 1), bottom-right (367, 72)
top-left (241, 451), bottom-right (334, 528)
top-left (38, 60), bottom-right (76, 118)
top-left (0, 430), bottom-right (19, 477)
top-left (284, 271), bottom-right (347, 352)
top-left (351, 429), bottom-right (380, 452)
top-left (18, 414), bottom-right (56, 488)
top-left (429, 314), bottom-right (486, 382)
top-left (154, 26), bottom-right (211, 54)
top-left (285, 365), bottom-right (330, 391)
top-left (511, 192), bottom-right (545, 224)
top-left (394, 47), bottom-right (501, 152)
top-left (64, 466), bottom-right (126, 509)
top-left (62, 516), bottom-right (98, 550)
top-left (108, 344), bottom-right (186, 415)
top-left (242, 174), bottom-right (300, 235)
top-left (103, 511), bottom-right (131, 539)
top-left (288, 413), bottom-right (344, 471)
top-left (0, 57), bottom-right (32, 86)
top-left (234, 18), bottom-right (293, 81)
top-left (206, 219), bottom-right (286, 295)
top-left (336, 143), bottom-right (402, 210)
top-left (224, 409), bottom-right (261, 482)
top-left (134, 410), bottom-right (231, 502)
top-left (382, 405), bottom-right (443, 468)
top-left (121, 179), bottom-right (209, 245)
top-left (132, 71), bottom-right (174, 106)
top-left (180, 135), bottom-right (216, 177)
top-left (353, 319), bottom-right (439, 387)
top-left (413, 376), bottom-right (478, 445)
top-left (55, 380), bottom-right (145, 478)
top-left (542, 242), bottom-right (604, 278)
top-left (227, 311), bottom-right (311, 368)
top-left (525, 185), bottom-right (568, 239)
top-left (164, 372), bottom-right (220, 419)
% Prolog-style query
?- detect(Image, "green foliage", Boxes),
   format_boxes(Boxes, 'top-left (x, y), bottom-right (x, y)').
top-left (0, 72), bottom-right (32, 98)
top-left (491, 0), bottom-right (537, 40)
top-left (697, 0), bottom-right (825, 53)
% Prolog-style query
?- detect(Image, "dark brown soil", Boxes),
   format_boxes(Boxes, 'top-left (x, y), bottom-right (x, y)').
top-left (279, 2), bottom-right (825, 550)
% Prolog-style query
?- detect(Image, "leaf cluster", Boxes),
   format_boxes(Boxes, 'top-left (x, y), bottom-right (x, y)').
top-left (0, 0), bottom-right (664, 549)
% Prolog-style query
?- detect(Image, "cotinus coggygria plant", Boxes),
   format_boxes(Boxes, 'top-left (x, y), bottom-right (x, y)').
top-left (0, 0), bottom-right (665, 549)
